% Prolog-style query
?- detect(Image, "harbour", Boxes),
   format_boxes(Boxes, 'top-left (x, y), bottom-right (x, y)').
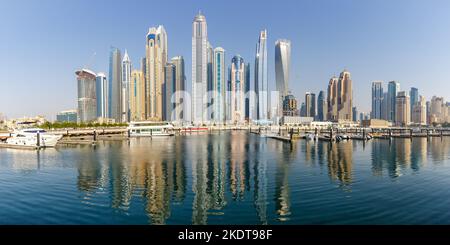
top-left (1, 131), bottom-right (450, 225)
top-left (2, 125), bottom-right (450, 149)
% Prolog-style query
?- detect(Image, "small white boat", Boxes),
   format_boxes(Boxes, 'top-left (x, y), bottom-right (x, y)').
top-left (2, 128), bottom-right (62, 148)
top-left (127, 121), bottom-right (174, 137)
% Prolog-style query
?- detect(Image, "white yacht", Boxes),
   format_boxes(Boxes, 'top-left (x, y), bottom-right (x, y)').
top-left (127, 121), bottom-right (175, 137)
top-left (3, 128), bottom-right (62, 147)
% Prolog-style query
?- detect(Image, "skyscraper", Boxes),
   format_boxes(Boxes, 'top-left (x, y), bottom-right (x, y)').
top-left (410, 87), bottom-right (418, 121)
top-left (395, 91), bottom-right (410, 126)
top-left (300, 102), bottom-right (306, 117)
top-left (371, 81), bottom-right (383, 119)
top-left (387, 81), bottom-right (400, 122)
top-left (245, 62), bottom-right (251, 121)
top-left (129, 70), bottom-right (144, 121)
top-left (108, 47), bottom-right (122, 122)
top-left (163, 62), bottom-right (175, 121)
top-left (305, 92), bottom-right (316, 118)
top-left (255, 30), bottom-right (268, 121)
top-left (121, 50), bottom-right (131, 122)
top-left (430, 96), bottom-right (445, 124)
top-left (412, 95), bottom-right (427, 126)
top-left (76, 69), bottom-right (97, 122)
top-left (283, 93), bottom-right (298, 116)
top-left (171, 56), bottom-right (186, 123)
top-left (212, 48), bottom-right (225, 124)
top-left (327, 76), bottom-right (338, 121)
top-left (410, 88), bottom-right (419, 105)
top-left (352, 107), bottom-right (358, 122)
top-left (275, 39), bottom-right (291, 118)
top-left (207, 41), bottom-right (214, 121)
top-left (95, 72), bottom-right (108, 119)
top-left (337, 70), bottom-right (353, 121)
top-left (192, 12), bottom-right (208, 124)
top-left (229, 55), bottom-right (246, 124)
top-left (146, 25), bottom-right (168, 121)
top-left (317, 90), bottom-right (327, 121)
top-left (381, 92), bottom-right (388, 120)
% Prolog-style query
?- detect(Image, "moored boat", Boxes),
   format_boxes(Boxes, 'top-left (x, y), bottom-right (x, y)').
top-left (127, 121), bottom-right (174, 137)
top-left (0, 128), bottom-right (62, 148)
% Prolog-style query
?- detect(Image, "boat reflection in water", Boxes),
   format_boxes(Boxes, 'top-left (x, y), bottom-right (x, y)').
top-left (1, 132), bottom-right (450, 224)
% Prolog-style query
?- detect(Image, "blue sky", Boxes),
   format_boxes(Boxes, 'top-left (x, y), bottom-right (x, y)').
top-left (1, 0), bottom-right (450, 119)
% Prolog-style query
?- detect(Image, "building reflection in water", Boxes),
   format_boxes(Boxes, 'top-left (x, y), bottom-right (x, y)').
top-left (73, 132), bottom-right (450, 224)
top-left (140, 139), bottom-right (178, 225)
top-left (326, 142), bottom-right (353, 186)
top-left (303, 140), bottom-right (353, 187)
top-left (253, 135), bottom-right (268, 224)
top-left (77, 144), bottom-right (107, 193)
top-left (369, 137), bottom-right (448, 178)
top-left (76, 138), bottom-right (187, 225)
top-left (429, 137), bottom-right (450, 163)
top-left (271, 139), bottom-right (296, 222)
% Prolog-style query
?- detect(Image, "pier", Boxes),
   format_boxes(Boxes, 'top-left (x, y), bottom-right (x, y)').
top-left (1, 125), bottom-right (450, 150)
top-left (0, 143), bottom-right (39, 150)
top-left (249, 126), bottom-right (450, 142)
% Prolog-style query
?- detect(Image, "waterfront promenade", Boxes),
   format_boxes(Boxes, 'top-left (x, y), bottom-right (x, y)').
top-left (50, 125), bottom-right (450, 145)
top-left (2, 125), bottom-right (450, 149)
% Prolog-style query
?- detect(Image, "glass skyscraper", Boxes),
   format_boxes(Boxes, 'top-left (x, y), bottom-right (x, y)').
top-left (275, 39), bottom-right (291, 118)
top-left (192, 12), bottom-right (208, 124)
top-left (371, 81), bottom-right (383, 119)
top-left (317, 90), bottom-right (327, 121)
top-left (387, 81), bottom-right (400, 122)
top-left (207, 42), bottom-right (214, 121)
top-left (305, 92), bottom-right (316, 118)
top-left (172, 56), bottom-right (186, 123)
top-left (108, 47), bottom-right (122, 122)
top-left (410, 87), bottom-right (418, 120)
top-left (245, 62), bottom-right (251, 121)
top-left (121, 50), bottom-right (131, 122)
top-left (213, 47), bottom-right (225, 123)
top-left (163, 62), bottom-right (175, 121)
top-left (76, 69), bottom-right (97, 122)
top-left (255, 30), bottom-right (268, 122)
top-left (96, 72), bottom-right (108, 119)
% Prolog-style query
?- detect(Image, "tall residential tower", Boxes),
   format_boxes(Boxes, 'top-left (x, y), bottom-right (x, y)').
top-left (76, 69), bottom-right (97, 122)
top-left (108, 47), bottom-right (122, 122)
top-left (275, 39), bottom-right (291, 118)
top-left (192, 12), bottom-right (208, 124)
top-left (212, 48), bottom-right (226, 123)
top-left (121, 50), bottom-right (131, 122)
top-left (371, 81), bottom-right (383, 119)
top-left (145, 25), bottom-right (168, 121)
top-left (255, 30), bottom-right (268, 122)
top-left (95, 72), bottom-right (108, 119)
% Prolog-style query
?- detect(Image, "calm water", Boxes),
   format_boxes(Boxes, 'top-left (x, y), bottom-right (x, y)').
top-left (1, 131), bottom-right (450, 224)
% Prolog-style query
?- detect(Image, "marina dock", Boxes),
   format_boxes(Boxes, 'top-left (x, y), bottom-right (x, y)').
top-left (0, 143), bottom-right (39, 150)
top-left (1, 125), bottom-right (450, 150)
